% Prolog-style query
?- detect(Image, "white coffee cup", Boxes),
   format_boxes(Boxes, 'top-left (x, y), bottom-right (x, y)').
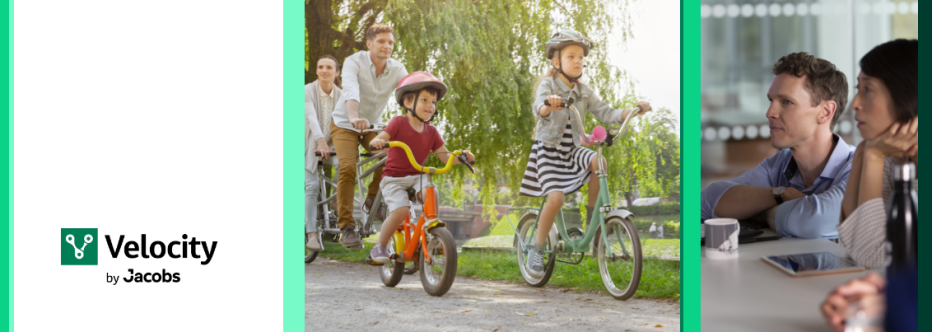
top-left (705, 218), bottom-right (739, 260)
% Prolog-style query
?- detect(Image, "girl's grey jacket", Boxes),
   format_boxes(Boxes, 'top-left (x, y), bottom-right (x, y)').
top-left (532, 76), bottom-right (630, 147)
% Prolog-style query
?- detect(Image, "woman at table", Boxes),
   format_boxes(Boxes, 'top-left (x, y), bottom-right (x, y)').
top-left (836, 39), bottom-right (918, 269)
top-left (305, 55), bottom-right (341, 251)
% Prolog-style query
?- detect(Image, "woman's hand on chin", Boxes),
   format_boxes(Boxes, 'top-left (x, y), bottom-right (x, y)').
top-left (864, 117), bottom-right (918, 159)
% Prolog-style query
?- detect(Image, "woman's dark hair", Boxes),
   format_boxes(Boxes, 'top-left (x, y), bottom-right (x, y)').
top-left (860, 39), bottom-right (918, 123)
top-left (317, 55), bottom-right (342, 88)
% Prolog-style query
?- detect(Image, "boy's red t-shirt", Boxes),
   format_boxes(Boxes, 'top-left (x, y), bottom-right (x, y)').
top-left (382, 116), bottom-right (445, 178)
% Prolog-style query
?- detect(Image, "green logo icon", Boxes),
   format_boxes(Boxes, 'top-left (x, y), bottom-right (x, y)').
top-left (62, 228), bottom-right (98, 265)
top-left (65, 234), bottom-right (94, 259)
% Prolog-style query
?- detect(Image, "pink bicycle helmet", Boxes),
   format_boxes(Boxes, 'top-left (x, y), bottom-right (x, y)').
top-left (394, 71), bottom-right (448, 122)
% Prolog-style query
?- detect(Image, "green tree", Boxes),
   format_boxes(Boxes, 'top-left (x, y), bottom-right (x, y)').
top-left (652, 111), bottom-right (681, 201)
top-left (389, 0), bottom-right (635, 206)
top-left (580, 99), bottom-right (679, 209)
top-left (307, 0), bottom-right (638, 206)
top-left (306, 0), bottom-right (389, 83)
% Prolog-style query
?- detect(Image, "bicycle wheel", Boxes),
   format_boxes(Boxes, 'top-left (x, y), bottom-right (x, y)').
top-left (379, 236), bottom-right (405, 287)
top-left (514, 213), bottom-right (556, 287)
top-left (306, 191), bottom-right (331, 264)
top-left (419, 227), bottom-right (457, 296)
top-left (595, 216), bottom-right (642, 300)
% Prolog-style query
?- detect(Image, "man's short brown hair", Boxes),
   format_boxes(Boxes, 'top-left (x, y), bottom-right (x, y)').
top-left (366, 23), bottom-right (395, 41)
top-left (772, 52), bottom-right (849, 127)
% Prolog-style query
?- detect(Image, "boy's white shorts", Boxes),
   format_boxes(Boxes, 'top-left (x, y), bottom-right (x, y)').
top-left (380, 174), bottom-right (429, 213)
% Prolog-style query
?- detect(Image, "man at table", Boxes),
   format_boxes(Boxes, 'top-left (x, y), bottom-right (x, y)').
top-left (700, 52), bottom-right (855, 239)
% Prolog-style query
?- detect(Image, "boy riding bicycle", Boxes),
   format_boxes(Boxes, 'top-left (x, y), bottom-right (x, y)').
top-left (368, 71), bottom-right (475, 263)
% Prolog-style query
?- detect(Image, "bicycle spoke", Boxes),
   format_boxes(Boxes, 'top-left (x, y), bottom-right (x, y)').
top-left (598, 217), bottom-right (642, 300)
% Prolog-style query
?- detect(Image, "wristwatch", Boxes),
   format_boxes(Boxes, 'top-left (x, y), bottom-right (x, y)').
top-left (772, 186), bottom-right (786, 204)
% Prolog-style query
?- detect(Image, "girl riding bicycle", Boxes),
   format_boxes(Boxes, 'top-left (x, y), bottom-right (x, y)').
top-left (368, 71), bottom-right (475, 263)
top-left (519, 30), bottom-right (651, 277)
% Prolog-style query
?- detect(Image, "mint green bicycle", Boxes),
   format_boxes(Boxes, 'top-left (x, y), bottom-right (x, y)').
top-left (510, 99), bottom-right (644, 300)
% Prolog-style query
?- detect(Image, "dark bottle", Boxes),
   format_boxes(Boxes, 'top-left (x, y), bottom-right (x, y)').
top-left (886, 159), bottom-right (918, 268)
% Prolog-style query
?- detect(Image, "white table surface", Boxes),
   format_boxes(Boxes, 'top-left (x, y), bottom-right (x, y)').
top-left (701, 237), bottom-right (871, 332)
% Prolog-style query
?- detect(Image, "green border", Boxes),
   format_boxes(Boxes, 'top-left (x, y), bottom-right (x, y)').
top-left (680, 0), bottom-right (697, 331)
top-left (292, 2), bottom-right (697, 330)
top-left (284, 0), bottom-right (302, 331)
top-left (4, 0), bottom-right (11, 331)
top-left (920, 13), bottom-right (928, 332)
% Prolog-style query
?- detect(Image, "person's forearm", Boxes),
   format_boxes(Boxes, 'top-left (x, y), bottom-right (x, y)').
top-left (745, 205), bottom-right (780, 230)
top-left (538, 105), bottom-right (552, 118)
top-left (306, 105), bottom-right (324, 141)
top-left (840, 149), bottom-right (864, 221)
top-left (434, 146), bottom-right (454, 164)
top-left (620, 108), bottom-right (631, 122)
top-left (375, 131), bottom-right (390, 141)
top-left (857, 151), bottom-right (886, 206)
top-left (346, 100), bottom-right (360, 120)
top-left (713, 185), bottom-right (778, 220)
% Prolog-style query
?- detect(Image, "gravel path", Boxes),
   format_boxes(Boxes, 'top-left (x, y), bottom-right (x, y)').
top-left (306, 257), bottom-right (680, 331)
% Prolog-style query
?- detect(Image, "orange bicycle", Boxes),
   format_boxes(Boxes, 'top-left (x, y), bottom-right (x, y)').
top-left (364, 141), bottom-right (475, 296)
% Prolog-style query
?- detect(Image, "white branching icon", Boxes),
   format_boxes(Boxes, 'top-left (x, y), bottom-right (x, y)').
top-left (66, 234), bottom-right (94, 259)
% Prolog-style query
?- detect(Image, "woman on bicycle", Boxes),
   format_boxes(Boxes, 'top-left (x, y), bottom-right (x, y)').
top-left (519, 30), bottom-right (651, 277)
top-left (305, 55), bottom-right (341, 251)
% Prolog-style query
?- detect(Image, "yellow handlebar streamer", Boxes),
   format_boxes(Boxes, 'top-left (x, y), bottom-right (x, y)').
top-left (387, 141), bottom-right (462, 175)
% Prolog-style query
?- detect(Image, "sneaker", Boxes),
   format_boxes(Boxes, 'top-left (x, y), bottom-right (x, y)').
top-left (364, 196), bottom-right (386, 221)
top-left (370, 245), bottom-right (390, 264)
top-left (340, 226), bottom-right (362, 248)
top-left (306, 232), bottom-right (322, 251)
top-left (526, 244), bottom-right (546, 278)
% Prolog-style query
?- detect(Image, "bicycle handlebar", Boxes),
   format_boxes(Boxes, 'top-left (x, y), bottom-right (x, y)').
top-left (361, 123), bottom-right (384, 133)
top-left (603, 106), bottom-right (644, 146)
top-left (543, 96), bottom-right (576, 109)
top-left (543, 96), bottom-right (646, 146)
top-left (368, 141), bottom-right (474, 174)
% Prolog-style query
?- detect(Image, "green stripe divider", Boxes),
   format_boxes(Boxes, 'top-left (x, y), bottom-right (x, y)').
top-left (681, 0), bottom-right (698, 330)
top-left (285, 0), bottom-right (303, 331)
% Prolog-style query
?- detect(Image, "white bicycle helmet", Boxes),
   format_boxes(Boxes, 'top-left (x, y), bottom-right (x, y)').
top-left (545, 30), bottom-right (592, 82)
top-left (546, 29), bottom-right (592, 59)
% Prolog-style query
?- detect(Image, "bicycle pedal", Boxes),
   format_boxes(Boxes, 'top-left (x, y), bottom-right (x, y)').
top-left (364, 256), bottom-right (384, 266)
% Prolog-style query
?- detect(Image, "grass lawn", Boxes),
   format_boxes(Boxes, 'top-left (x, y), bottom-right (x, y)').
top-left (315, 235), bottom-right (680, 300)
top-left (462, 235), bottom-right (680, 259)
top-left (633, 214), bottom-right (680, 223)
top-left (457, 250), bottom-right (679, 300)
top-left (639, 238), bottom-right (680, 259)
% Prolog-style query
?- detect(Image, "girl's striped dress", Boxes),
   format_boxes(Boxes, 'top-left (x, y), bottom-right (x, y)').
top-left (520, 123), bottom-right (596, 197)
